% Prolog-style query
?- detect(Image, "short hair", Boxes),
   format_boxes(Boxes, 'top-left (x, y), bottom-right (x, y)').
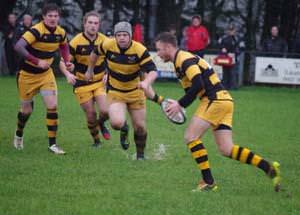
top-left (154, 32), bottom-right (177, 47)
top-left (83, 11), bottom-right (100, 24)
top-left (192, 15), bottom-right (202, 21)
top-left (42, 3), bottom-right (61, 16)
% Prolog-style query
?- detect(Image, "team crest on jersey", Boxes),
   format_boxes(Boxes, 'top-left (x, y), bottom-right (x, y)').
top-left (56, 35), bottom-right (62, 41)
top-left (128, 56), bottom-right (137, 63)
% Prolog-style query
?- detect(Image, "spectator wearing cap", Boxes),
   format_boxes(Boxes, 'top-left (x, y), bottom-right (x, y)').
top-left (183, 15), bottom-right (210, 58)
top-left (85, 21), bottom-right (158, 160)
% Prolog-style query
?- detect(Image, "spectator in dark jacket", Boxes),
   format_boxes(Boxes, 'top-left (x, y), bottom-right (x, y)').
top-left (262, 26), bottom-right (288, 56)
top-left (218, 24), bottom-right (241, 90)
top-left (13, 14), bottom-right (32, 44)
top-left (13, 14), bottom-right (32, 68)
top-left (290, 38), bottom-right (300, 57)
top-left (3, 13), bottom-right (17, 75)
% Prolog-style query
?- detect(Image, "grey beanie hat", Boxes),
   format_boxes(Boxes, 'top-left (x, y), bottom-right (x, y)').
top-left (114, 21), bottom-right (132, 37)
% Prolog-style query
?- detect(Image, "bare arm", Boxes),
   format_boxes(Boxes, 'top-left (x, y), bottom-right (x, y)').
top-left (59, 60), bottom-right (76, 85)
top-left (85, 51), bottom-right (98, 81)
top-left (14, 38), bottom-right (39, 65)
top-left (14, 38), bottom-right (49, 69)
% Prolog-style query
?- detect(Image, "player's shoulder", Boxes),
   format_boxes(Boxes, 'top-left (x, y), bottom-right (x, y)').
top-left (69, 32), bottom-right (83, 45)
top-left (177, 50), bottom-right (195, 63)
top-left (95, 32), bottom-right (107, 44)
top-left (71, 32), bottom-right (84, 41)
top-left (31, 21), bottom-right (43, 30)
top-left (30, 22), bottom-right (43, 33)
top-left (97, 32), bottom-right (107, 40)
top-left (132, 40), bottom-right (146, 50)
top-left (55, 25), bottom-right (66, 35)
top-left (129, 40), bottom-right (147, 56)
top-left (102, 37), bottom-right (117, 49)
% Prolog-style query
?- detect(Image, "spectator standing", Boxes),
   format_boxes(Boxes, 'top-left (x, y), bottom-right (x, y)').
top-left (13, 14), bottom-right (33, 67)
top-left (218, 24), bottom-right (240, 90)
top-left (291, 37), bottom-right (300, 57)
top-left (168, 24), bottom-right (180, 46)
top-left (262, 26), bottom-right (288, 56)
top-left (131, 19), bottom-right (144, 43)
top-left (184, 15), bottom-right (210, 58)
top-left (3, 13), bottom-right (17, 75)
top-left (13, 14), bottom-right (33, 44)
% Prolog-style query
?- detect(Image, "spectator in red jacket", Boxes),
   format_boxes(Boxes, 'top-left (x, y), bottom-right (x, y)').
top-left (132, 20), bottom-right (144, 44)
top-left (184, 15), bottom-right (210, 58)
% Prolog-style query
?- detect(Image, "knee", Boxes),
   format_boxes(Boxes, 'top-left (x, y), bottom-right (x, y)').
top-left (22, 108), bottom-right (32, 115)
top-left (134, 126), bottom-right (146, 135)
top-left (217, 144), bottom-right (233, 157)
top-left (21, 104), bottom-right (33, 115)
top-left (184, 132), bottom-right (199, 144)
top-left (47, 104), bottom-right (57, 111)
top-left (110, 120), bottom-right (125, 130)
top-left (86, 110), bottom-right (97, 122)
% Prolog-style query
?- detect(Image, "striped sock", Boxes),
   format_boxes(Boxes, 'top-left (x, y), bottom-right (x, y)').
top-left (134, 132), bottom-right (147, 158)
top-left (46, 108), bottom-right (58, 146)
top-left (188, 139), bottom-right (214, 184)
top-left (230, 145), bottom-right (271, 174)
top-left (87, 120), bottom-right (100, 144)
top-left (16, 112), bottom-right (31, 137)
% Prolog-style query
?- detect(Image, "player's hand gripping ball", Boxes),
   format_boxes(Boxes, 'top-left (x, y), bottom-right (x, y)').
top-left (160, 99), bottom-right (186, 124)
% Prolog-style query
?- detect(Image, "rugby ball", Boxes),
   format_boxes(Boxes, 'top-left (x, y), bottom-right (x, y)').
top-left (160, 99), bottom-right (186, 124)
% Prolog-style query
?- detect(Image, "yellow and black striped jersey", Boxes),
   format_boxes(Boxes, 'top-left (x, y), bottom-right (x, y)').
top-left (96, 38), bottom-right (156, 92)
top-left (21, 21), bottom-right (67, 74)
top-left (69, 32), bottom-right (106, 82)
top-left (174, 49), bottom-right (232, 100)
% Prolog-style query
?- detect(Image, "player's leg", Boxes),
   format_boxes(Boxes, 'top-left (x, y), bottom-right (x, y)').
top-left (81, 99), bottom-right (101, 147)
top-left (185, 116), bottom-right (217, 191)
top-left (13, 71), bottom-right (34, 150)
top-left (42, 92), bottom-right (64, 154)
top-left (128, 107), bottom-right (147, 160)
top-left (212, 100), bottom-right (281, 191)
top-left (108, 102), bottom-right (128, 149)
top-left (41, 71), bottom-right (65, 154)
top-left (95, 94), bottom-right (111, 140)
top-left (213, 128), bottom-right (280, 191)
top-left (13, 101), bottom-right (33, 150)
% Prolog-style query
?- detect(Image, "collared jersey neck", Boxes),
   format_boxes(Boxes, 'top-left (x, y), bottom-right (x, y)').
top-left (42, 21), bottom-right (56, 33)
top-left (83, 32), bottom-right (98, 44)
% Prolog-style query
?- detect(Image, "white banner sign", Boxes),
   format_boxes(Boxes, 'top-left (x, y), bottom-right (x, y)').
top-left (150, 52), bottom-right (176, 78)
top-left (255, 57), bottom-right (300, 85)
top-left (150, 51), bottom-right (223, 79)
top-left (204, 54), bottom-right (223, 80)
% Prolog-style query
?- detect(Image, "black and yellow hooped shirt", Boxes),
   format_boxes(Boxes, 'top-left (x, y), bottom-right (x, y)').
top-left (69, 32), bottom-right (107, 84)
top-left (174, 49), bottom-right (232, 101)
top-left (96, 39), bottom-right (157, 92)
top-left (21, 21), bottom-right (67, 74)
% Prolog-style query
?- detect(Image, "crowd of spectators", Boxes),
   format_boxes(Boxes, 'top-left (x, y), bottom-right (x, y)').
top-left (0, 11), bottom-right (300, 85)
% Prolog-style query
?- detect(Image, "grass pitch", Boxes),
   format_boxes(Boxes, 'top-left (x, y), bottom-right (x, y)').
top-left (0, 77), bottom-right (299, 215)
